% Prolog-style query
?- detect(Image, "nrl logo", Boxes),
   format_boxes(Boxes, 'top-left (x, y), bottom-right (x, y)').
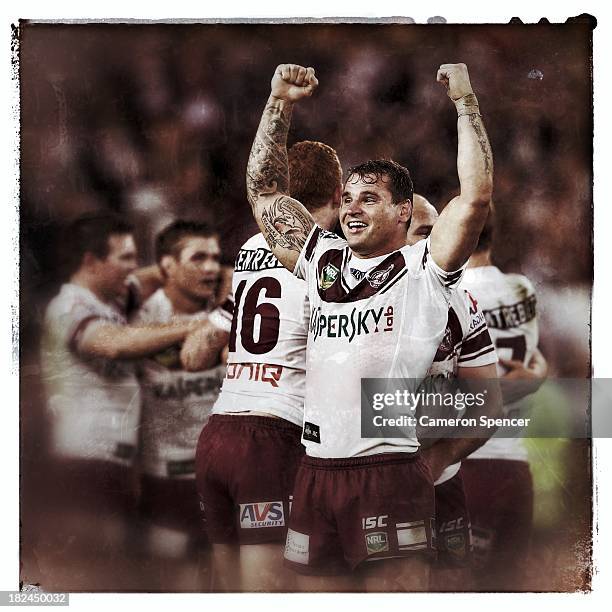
top-left (366, 264), bottom-right (394, 289)
top-left (365, 531), bottom-right (389, 555)
top-left (319, 263), bottom-right (340, 290)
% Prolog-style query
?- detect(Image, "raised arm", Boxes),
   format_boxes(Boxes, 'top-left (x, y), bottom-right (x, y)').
top-left (429, 63), bottom-right (494, 272)
top-left (246, 64), bottom-right (318, 272)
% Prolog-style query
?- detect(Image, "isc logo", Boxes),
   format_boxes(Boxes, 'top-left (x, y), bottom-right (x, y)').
top-left (362, 515), bottom-right (388, 530)
top-left (240, 501), bottom-right (285, 529)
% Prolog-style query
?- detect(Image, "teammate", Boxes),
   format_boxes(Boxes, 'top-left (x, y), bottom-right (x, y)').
top-left (246, 63), bottom-right (495, 591)
top-left (134, 220), bottom-right (225, 591)
top-left (460, 217), bottom-right (547, 590)
top-left (407, 195), bottom-right (498, 590)
top-left (194, 140), bottom-right (343, 591)
top-left (40, 213), bottom-right (207, 570)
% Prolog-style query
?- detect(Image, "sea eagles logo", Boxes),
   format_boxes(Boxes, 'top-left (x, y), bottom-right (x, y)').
top-left (366, 264), bottom-right (394, 289)
top-left (319, 263), bottom-right (340, 290)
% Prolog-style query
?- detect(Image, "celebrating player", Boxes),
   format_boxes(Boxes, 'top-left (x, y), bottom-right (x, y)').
top-left (40, 213), bottom-right (208, 573)
top-left (460, 216), bottom-right (547, 590)
top-left (134, 220), bottom-right (226, 591)
top-left (246, 63), bottom-right (494, 591)
top-left (194, 140), bottom-right (343, 591)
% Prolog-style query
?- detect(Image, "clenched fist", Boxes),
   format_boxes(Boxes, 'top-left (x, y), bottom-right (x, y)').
top-left (436, 63), bottom-right (474, 101)
top-left (271, 64), bottom-right (318, 103)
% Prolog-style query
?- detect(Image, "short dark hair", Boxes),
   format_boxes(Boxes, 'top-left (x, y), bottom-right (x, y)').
top-left (155, 220), bottom-right (218, 263)
top-left (346, 159), bottom-right (414, 205)
top-left (288, 141), bottom-right (342, 211)
top-left (65, 213), bottom-right (134, 274)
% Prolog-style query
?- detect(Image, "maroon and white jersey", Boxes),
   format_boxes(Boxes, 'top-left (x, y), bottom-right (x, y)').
top-left (41, 283), bottom-right (141, 464)
top-left (294, 226), bottom-right (465, 459)
top-left (135, 289), bottom-right (224, 478)
top-left (428, 288), bottom-right (498, 485)
top-left (462, 266), bottom-right (539, 462)
top-left (211, 233), bottom-right (309, 426)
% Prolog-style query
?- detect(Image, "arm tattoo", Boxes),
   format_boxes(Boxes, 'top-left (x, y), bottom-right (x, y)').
top-left (260, 196), bottom-right (312, 252)
top-left (468, 114), bottom-right (493, 176)
top-left (247, 98), bottom-right (293, 208)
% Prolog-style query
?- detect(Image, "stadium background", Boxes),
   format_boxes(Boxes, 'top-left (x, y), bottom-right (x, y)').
top-left (19, 20), bottom-right (592, 591)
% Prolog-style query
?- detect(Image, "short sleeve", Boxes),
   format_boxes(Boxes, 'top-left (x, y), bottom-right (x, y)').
top-left (457, 291), bottom-right (498, 367)
top-left (421, 236), bottom-right (467, 291)
top-left (208, 295), bottom-right (235, 333)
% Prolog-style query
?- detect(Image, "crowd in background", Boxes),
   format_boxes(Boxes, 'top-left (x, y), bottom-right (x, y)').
top-left (19, 20), bottom-right (593, 591)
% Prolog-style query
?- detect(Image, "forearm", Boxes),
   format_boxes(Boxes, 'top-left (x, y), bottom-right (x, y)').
top-left (246, 95), bottom-right (293, 208)
top-left (81, 321), bottom-right (197, 360)
top-left (456, 104), bottom-right (494, 203)
top-left (181, 322), bottom-right (229, 371)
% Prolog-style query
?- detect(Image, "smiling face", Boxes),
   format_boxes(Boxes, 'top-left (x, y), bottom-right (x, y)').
top-left (162, 235), bottom-right (221, 304)
top-left (340, 173), bottom-right (412, 258)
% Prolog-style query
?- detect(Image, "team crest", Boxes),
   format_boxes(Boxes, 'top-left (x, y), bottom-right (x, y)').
top-left (319, 263), bottom-right (340, 290)
top-left (366, 264), bottom-right (394, 289)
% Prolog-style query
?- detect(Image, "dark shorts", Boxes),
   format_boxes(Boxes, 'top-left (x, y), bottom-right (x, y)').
top-left (195, 414), bottom-right (304, 546)
top-left (139, 474), bottom-right (206, 545)
top-left (461, 459), bottom-right (533, 578)
top-left (284, 452), bottom-right (436, 575)
top-left (47, 457), bottom-right (137, 515)
top-left (434, 469), bottom-right (472, 568)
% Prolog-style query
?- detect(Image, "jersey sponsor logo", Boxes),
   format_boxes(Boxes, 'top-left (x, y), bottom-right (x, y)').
top-left (303, 421), bottom-right (321, 443)
top-left (466, 290), bottom-right (479, 315)
top-left (362, 515), bottom-right (388, 530)
top-left (365, 532), bottom-right (389, 555)
top-left (239, 501), bottom-right (285, 528)
top-left (396, 520), bottom-right (428, 551)
top-left (483, 294), bottom-right (537, 330)
top-left (350, 268), bottom-right (366, 282)
top-left (285, 529), bottom-right (310, 564)
top-left (226, 362), bottom-right (283, 387)
top-left (438, 517), bottom-right (465, 533)
top-left (366, 264), bottom-right (394, 289)
top-left (319, 263), bottom-right (340, 290)
top-left (235, 247), bottom-right (284, 272)
top-left (309, 305), bottom-right (394, 342)
top-left (152, 375), bottom-right (221, 401)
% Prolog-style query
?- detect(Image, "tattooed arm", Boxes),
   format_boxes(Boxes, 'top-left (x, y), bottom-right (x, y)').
top-left (246, 64), bottom-right (318, 272)
top-left (429, 63), bottom-right (494, 272)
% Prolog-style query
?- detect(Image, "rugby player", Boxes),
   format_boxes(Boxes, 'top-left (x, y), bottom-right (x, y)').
top-left (246, 63), bottom-right (494, 591)
top-left (134, 220), bottom-right (225, 591)
top-left (41, 213), bottom-right (208, 565)
top-left (407, 195), bottom-right (498, 590)
top-left (194, 141), bottom-right (343, 591)
top-left (460, 217), bottom-right (547, 590)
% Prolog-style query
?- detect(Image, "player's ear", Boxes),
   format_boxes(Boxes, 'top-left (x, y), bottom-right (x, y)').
top-left (159, 254), bottom-right (175, 277)
top-left (333, 185), bottom-right (342, 208)
top-left (82, 251), bottom-right (101, 270)
top-left (398, 199), bottom-right (412, 224)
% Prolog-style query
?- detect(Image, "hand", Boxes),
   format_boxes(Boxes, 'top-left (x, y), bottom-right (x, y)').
top-left (271, 64), bottom-right (318, 103)
top-left (180, 325), bottom-right (217, 372)
top-left (436, 63), bottom-right (474, 101)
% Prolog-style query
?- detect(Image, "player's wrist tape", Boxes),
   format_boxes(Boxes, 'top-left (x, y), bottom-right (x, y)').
top-left (454, 93), bottom-right (480, 117)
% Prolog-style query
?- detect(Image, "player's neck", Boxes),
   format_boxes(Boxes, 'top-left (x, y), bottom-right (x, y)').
top-left (311, 201), bottom-right (339, 231)
top-left (467, 250), bottom-right (492, 269)
top-left (163, 284), bottom-right (208, 315)
top-left (70, 270), bottom-right (114, 305)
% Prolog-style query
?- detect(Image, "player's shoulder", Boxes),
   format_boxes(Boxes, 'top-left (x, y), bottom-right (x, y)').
top-left (234, 232), bottom-right (287, 274)
top-left (503, 272), bottom-right (536, 298)
top-left (136, 288), bottom-right (171, 323)
top-left (46, 283), bottom-right (101, 320)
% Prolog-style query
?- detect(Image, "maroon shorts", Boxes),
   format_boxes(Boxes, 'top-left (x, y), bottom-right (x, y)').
top-left (195, 414), bottom-right (304, 546)
top-left (434, 469), bottom-right (472, 568)
top-left (284, 452), bottom-right (436, 575)
top-left (139, 474), bottom-right (206, 545)
top-left (461, 459), bottom-right (533, 583)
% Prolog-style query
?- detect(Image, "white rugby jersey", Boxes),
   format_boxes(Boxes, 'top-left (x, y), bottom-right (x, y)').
top-left (41, 283), bottom-right (141, 464)
top-left (294, 226), bottom-right (465, 458)
top-left (135, 289), bottom-right (224, 478)
top-left (428, 288), bottom-right (498, 485)
top-left (462, 266), bottom-right (539, 462)
top-left (211, 233), bottom-right (309, 426)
